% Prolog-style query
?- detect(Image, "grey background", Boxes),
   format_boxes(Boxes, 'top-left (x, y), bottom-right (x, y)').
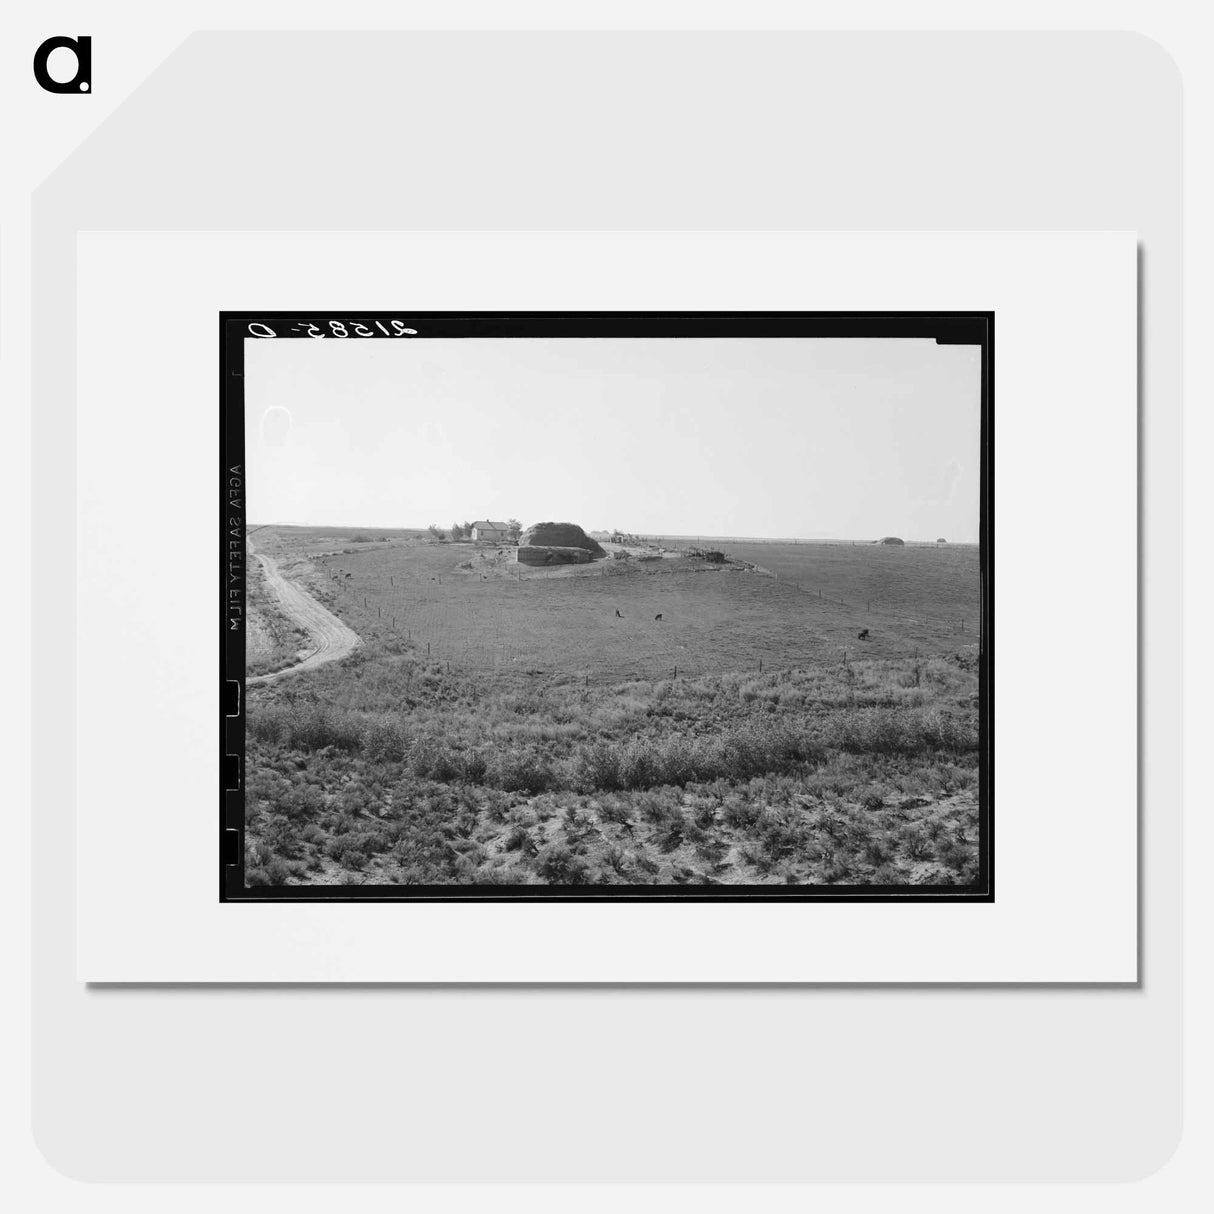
top-left (32, 32), bottom-right (1180, 1180)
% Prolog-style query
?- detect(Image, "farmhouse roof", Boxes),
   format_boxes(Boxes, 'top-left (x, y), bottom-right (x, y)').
top-left (471, 520), bottom-right (510, 530)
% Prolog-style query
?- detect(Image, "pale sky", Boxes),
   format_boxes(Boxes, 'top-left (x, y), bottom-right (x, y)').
top-left (244, 337), bottom-right (981, 542)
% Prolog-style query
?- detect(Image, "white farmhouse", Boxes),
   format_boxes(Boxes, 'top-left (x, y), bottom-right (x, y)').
top-left (470, 520), bottom-right (512, 542)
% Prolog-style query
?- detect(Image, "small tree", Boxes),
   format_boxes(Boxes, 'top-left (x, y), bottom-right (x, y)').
top-left (450, 521), bottom-right (465, 540)
top-left (506, 518), bottom-right (522, 541)
top-left (427, 523), bottom-right (446, 541)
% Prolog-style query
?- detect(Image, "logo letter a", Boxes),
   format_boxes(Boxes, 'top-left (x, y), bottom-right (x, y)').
top-left (33, 35), bottom-right (91, 93)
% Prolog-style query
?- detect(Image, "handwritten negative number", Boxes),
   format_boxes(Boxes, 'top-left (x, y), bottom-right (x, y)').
top-left (247, 321), bottom-right (420, 339)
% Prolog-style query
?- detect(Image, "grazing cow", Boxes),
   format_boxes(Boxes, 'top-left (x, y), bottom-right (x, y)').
top-left (615, 609), bottom-right (623, 618)
top-left (655, 613), bottom-right (663, 621)
top-left (858, 628), bottom-right (870, 640)
top-left (345, 572), bottom-right (353, 580)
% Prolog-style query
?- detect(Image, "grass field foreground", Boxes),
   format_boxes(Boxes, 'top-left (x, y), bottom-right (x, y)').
top-left (243, 526), bottom-right (982, 888)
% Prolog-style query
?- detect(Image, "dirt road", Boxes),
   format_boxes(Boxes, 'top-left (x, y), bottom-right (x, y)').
top-left (247, 539), bottom-right (362, 686)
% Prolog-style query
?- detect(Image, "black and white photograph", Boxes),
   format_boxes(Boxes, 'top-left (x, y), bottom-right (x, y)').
top-left (223, 313), bottom-right (991, 898)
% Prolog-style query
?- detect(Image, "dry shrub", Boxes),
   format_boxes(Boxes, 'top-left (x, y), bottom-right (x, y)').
top-left (363, 717), bottom-right (407, 762)
top-left (248, 705), bottom-right (362, 752)
top-left (534, 842), bottom-right (589, 884)
top-left (827, 707), bottom-right (976, 756)
top-left (488, 747), bottom-right (555, 794)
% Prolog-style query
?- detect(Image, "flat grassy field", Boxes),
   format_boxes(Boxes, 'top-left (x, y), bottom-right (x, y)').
top-left (252, 528), bottom-right (980, 684)
top-left (243, 526), bottom-right (983, 889)
top-left (702, 540), bottom-right (981, 631)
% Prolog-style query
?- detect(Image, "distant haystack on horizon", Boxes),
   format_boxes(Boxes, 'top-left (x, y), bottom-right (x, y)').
top-left (879, 536), bottom-right (905, 546)
top-left (937, 537), bottom-right (947, 544)
top-left (519, 522), bottom-right (606, 558)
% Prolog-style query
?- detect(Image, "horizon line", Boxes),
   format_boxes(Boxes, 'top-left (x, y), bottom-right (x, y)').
top-left (248, 522), bottom-right (978, 545)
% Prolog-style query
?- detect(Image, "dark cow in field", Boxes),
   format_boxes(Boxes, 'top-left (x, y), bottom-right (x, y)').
top-left (858, 628), bottom-right (870, 640)
top-left (654, 613), bottom-right (663, 621)
top-left (615, 609), bottom-right (623, 619)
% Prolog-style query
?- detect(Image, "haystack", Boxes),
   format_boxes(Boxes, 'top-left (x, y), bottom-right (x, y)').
top-left (518, 522), bottom-right (606, 558)
top-left (879, 536), bottom-right (906, 546)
